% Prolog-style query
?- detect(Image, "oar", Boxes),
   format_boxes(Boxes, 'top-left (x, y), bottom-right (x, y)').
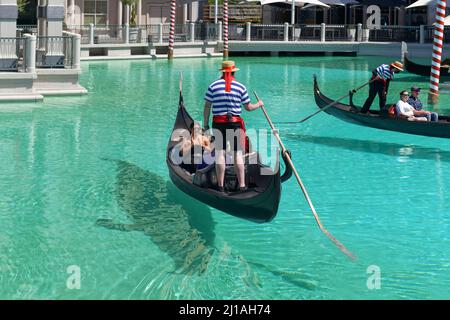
top-left (276, 77), bottom-right (377, 125)
top-left (254, 91), bottom-right (356, 261)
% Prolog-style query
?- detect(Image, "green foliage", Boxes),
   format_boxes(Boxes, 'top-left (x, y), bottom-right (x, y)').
top-left (121, 0), bottom-right (139, 27)
top-left (17, 0), bottom-right (30, 14)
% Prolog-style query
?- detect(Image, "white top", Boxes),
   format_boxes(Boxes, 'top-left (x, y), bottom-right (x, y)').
top-left (395, 100), bottom-right (415, 117)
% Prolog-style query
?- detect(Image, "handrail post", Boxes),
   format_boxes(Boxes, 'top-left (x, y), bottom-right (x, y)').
top-left (420, 24), bottom-right (425, 44)
top-left (159, 23), bottom-right (163, 43)
top-left (25, 34), bottom-right (36, 73)
top-left (218, 21), bottom-right (222, 41)
top-left (357, 23), bottom-right (362, 42)
top-left (73, 33), bottom-right (81, 70)
top-left (246, 22), bottom-right (251, 42)
top-left (321, 23), bottom-right (326, 42)
top-left (284, 22), bottom-right (289, 42)
top-left (124, 23), bottom-right (129, 44)
top-left (89, 23), bottom-right (94, 45)
top-left (190, 22), bottom-right (195, 43)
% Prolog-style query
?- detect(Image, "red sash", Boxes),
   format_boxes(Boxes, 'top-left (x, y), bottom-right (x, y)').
top-left (212, 115), bottom-right (248, 151)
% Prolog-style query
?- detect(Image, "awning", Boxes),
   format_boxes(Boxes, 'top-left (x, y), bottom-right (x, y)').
top-left (406, 0), bottom-right (434, 9)
top-left (303, 0), bottom-right (358, 9)
top-left (355, 0), bottom-right (408, 6)
top-left (245, 0), bottom-right (330, 8)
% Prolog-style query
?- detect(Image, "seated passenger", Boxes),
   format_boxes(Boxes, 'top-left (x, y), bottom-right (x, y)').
top-left (396, 90), bottom-right (429, 122)
top-left (407, 86), bottom-right (439, 122)
top-left (179, 122), bottom-right (212, 173)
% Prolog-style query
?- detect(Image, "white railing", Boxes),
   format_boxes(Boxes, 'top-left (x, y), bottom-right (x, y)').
top-left (0, 37), bottom-right (25, 72)
top-left (55, 23), bottom-right (447, 45)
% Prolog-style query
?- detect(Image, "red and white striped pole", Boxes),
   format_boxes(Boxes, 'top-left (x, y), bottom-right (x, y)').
top-left (168, 0), bottom-right (176, 59)
top-left (428, 0), bottom-right (447, 104)
top-left (223, 0), bottom-right (229, 59)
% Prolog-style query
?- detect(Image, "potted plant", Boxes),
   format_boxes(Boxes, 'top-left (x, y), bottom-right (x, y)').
top-left (121, 0), bottom-right (140, 42)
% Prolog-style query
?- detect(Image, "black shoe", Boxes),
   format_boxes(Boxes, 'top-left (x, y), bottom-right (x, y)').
top-left (217, 186), bottom-right (225, 192)
top-left (238, 186), bottom-right (248, 192)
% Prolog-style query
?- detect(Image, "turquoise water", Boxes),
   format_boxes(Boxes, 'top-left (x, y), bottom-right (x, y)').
top-left (1, 56), bottom-right (450, 299)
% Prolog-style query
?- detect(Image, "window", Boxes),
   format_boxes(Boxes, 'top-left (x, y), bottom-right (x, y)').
top-left (84, 0), bottom-right (107, 25)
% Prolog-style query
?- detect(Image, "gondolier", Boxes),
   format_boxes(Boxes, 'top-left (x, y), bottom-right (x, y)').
top-left (360, 61), bottom-right (404, 114)
top-left (203, 60), bottom-right (263, 192)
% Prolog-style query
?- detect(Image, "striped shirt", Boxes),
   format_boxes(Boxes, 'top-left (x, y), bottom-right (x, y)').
top-left (374, 64), bottom-right (394, 80)
top-left (204, 79), bottom-right (250, 116)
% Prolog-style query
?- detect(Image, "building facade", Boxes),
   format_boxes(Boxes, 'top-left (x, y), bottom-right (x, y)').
top-left (64, 0), bottom-right (207, 26)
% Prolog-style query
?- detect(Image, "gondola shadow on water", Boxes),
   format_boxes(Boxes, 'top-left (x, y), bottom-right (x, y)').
top-left (285, 134), bottom-right (450, 163)
top-left (96, 159), bottom-right (317, 292)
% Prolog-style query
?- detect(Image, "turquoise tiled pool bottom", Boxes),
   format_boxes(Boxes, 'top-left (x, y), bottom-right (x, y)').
top-left (0, 56), bottom-right (449, 299)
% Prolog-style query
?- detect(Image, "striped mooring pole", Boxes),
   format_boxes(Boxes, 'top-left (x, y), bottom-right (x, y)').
top-left (223, 0), bottom-right (229, 59)
top-left (168, 0), bottom-right (176, 59)
top-left (428, 0), bottom-right (447, 104)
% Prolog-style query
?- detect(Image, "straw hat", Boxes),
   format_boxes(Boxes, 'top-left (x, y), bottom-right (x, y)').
top-left (220, 60), bottom-right (240, 72)
top-left (390, 61), bottom-right (404, 72)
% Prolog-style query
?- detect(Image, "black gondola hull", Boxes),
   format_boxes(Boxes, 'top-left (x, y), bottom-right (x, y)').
top-left (313, 76), bottom-right (450, 139)
top-left (168, 164), bottom-right (280, 223)
top-left (404, 55), bottom-right (450, 79)
top-left (167, 92), bottom-right (286, 223)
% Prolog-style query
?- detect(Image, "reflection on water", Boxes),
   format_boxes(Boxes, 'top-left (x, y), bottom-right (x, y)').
top-left (96, 160), bottom-right (315, 297)
top-left (96, 159), bottom-right (215, 276)
top-left (286, 133), bottom-right (450, 163)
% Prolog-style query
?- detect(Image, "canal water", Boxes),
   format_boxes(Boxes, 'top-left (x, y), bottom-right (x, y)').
top-left (0, 56), bottom-right (449, 299)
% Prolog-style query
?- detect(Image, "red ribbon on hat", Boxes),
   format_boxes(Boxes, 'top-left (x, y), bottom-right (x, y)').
top-left (222, 67), bottom-right (235, 92)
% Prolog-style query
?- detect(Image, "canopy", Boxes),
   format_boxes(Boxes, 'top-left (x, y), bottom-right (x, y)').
top-left (406, 0), bottom-right (434, 9)
top-left (245, 0), bottom-right (330, 24)
top-left (355, 0), bottom-right (407, 5)
top-left (303, 0), bottom-right (358, 9)
top-left (246, 0), bottom-right (330, 7)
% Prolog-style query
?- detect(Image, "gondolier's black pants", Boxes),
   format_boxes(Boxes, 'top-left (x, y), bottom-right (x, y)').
top-left (361, 80), bottom-right (387, 114)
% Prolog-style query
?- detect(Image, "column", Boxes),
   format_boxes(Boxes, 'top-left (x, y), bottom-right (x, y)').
top-left (39, 0), bottom-right (66, 67)
top-left (25, 34), bottom-right (37, 73)
top-left (118, 0), bottom-right (123, 25)
top-left (124, 5), bottom-right (130, 25)
top-left (0, 0), bottom-right (18, 38)
top-left (45, 0), bottom-right (65, 37)
top-left (137, 0), bottom-right (142, 25)
top-left (183, 3), bottom-right (188, 23)
top-left (190, 1), bottom-right (199, 22)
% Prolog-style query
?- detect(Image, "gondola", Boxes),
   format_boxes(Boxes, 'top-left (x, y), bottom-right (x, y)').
top-left (404, 54), bottom-right (450, 79)
top-left (166, 90), bottom-right (292, 223)
top-left (313, 75), bottom-right (450, 139)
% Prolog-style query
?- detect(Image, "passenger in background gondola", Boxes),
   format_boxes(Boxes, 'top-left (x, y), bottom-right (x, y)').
top-left (203, 61), bottom-right (263, 193)
top-left (396, 90), bottom-right (430, 122)
top-left (408, 86), bottom-right (439, 122)
top-left (360, 61), bottom-right (404, 114)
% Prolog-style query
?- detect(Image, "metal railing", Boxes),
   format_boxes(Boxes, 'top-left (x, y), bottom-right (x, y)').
top-left (251, 24), bottom-right (285, 41)
top-left (369, 25), bottom-right (421, 42)
top-left (36, 36), bottom-right (73, 69)
top-left (423, 26), bottom-right (450, 43)
top-left (59, 23), bottom-right (450, 45)
top-left (0, 37), bottom-right (26, 72)
top-left (17, 25), bottom-right (38, 37)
